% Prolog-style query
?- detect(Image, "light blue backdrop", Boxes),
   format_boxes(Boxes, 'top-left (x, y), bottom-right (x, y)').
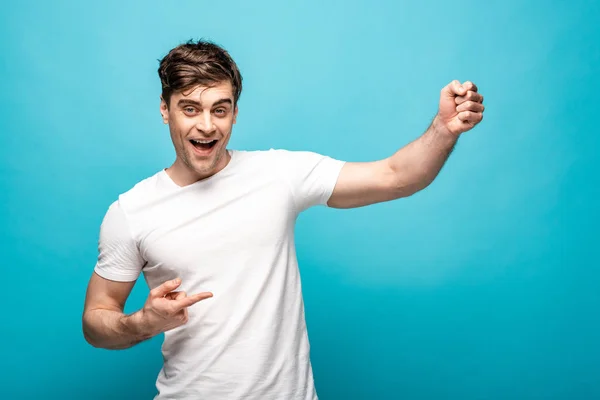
top-left (2, 0), bottom-right (598, 399)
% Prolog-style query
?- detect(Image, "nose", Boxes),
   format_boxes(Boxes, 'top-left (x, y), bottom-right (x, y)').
top-left (195, 110), bottom-right (216, 134)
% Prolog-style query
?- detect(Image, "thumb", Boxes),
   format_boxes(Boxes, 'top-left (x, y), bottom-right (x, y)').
top-left (442, 80), bottom-right (466, 98)
top-left (150, 278), bottom-right (182, 298)
top-left (165, 291), bottom-right (187, 301)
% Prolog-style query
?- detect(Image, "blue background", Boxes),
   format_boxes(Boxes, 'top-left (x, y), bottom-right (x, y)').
top-left (2, 0), bottom-right (599, 399)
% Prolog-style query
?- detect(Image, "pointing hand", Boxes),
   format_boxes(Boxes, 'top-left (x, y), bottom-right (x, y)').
top-left (140, 278), bottom-right (213, 335)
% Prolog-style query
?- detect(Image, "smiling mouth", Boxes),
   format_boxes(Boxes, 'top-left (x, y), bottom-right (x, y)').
top-left (189, 139), bottom-right (218, 150)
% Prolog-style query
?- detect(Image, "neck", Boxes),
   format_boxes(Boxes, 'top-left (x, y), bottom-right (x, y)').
top-left (166, 150), bottom-right (231, 187)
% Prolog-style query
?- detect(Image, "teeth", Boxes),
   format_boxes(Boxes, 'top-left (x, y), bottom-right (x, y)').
top-left (191, 139), bottom-right (215, 144)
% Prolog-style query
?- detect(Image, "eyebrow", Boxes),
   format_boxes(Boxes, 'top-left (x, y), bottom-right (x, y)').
top-left (177, 98), bottom-right (233, 108)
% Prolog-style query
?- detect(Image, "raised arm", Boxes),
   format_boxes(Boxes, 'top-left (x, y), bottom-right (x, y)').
top-left (327, 80), bottom-right (484, 209)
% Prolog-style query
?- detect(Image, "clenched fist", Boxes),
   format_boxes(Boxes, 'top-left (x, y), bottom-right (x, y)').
top-left (436, 80), bottom-right (485, 135)
top-left (140, 278), bottom-right (213, 335)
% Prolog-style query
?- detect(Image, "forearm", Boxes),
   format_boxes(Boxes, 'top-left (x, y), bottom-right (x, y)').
top-left (387, 116), bottom-right (458, 196)
top-left (82, 308), bottom-right (156, 350)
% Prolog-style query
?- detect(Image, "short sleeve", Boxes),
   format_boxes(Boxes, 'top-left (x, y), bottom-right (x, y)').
top-left (271, 149), bottom-right (346, 212)
top-left (94, 200), bottom-right (145, 282)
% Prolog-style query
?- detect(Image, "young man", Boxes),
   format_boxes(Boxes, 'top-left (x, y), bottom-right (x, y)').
top-left (82, 39), bottom-right (484, 399)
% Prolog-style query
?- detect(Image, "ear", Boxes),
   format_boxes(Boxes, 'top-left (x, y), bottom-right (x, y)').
top-left (160, 96), bottom-right (169, 124)
top-left (233, 105), bottom-right (238, 124)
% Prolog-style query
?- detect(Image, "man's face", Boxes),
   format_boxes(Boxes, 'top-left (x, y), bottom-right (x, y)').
top-left (160, 81), bottom-right (238, 181)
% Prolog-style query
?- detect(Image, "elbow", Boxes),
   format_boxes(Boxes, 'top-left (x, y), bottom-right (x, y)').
top-left (392, 175), bottom-right (431, 198)
top-left (387, 161), bottom-right (431, 199)
top-left (82, 319), bottom-right (96, 347)
top-left (82, 327), bottom-right (110, 350)
top-left (83, 331), bottom-right (98, 348)
top-left (82, 329), bottom-right (99, 348)
top-left (81, 312), bottom-right (103, 349)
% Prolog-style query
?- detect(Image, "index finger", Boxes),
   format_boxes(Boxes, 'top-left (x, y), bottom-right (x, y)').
top-left (174, 292), bottom-right (213, 310)
top-left (455, 91), bottom-right (484, 105)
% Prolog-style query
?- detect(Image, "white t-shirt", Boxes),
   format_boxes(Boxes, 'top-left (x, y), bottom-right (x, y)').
top-left (94, 149), bottom-right (345, 400)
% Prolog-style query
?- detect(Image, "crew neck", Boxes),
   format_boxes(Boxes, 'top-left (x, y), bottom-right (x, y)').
top-left (160, 149), bottom-right (237, 189)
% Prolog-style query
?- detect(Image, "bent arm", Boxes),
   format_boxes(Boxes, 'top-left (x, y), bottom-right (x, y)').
top-left (82, 272), bottom-right (155, 350)
top-left (328, 117), bottom-right (457, 209)
top-left (327, 80), bottom-right (484, 209)
top-left (387, 116), bottom-right (458, 196)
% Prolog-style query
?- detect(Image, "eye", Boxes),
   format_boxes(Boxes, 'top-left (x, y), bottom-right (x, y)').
top-left (183, 107), bottom-right (198, 115)
top-left (214, 108), bottom-right (227, 116)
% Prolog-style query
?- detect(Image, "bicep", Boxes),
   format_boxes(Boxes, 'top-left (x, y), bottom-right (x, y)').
top-left (84, 272), bottom-right (136, 313)
top-left (327, 159), bottom-right (400, 209)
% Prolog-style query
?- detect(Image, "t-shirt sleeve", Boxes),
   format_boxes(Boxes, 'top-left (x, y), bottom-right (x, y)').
top-left (271, 149), bottom-right (346, 213)
top-left (93, 200), bottom-right (145, 282)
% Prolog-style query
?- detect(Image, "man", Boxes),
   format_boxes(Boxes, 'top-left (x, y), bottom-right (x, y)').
top-left (82, 39), bottom-right (484, 399)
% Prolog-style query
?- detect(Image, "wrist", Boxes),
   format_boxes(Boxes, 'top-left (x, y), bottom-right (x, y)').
top-left (122, 310), bottom-right (157, 341)
top-left (432, 115), bottom-right (457, 140)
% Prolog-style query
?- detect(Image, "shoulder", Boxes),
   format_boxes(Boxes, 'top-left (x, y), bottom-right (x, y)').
top-left (232, 148), bottom-right (345, 177)
top-left (228, 148), bottom-right (292, 172)
top-left (231, 148), bottom-right (285, 162)
top-left (233, 148), bottom-right (327, 165)
top-left (114, 171), bottom-right (165, 214)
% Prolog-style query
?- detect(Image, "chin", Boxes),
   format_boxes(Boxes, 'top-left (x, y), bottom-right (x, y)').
top-left (182, 144), bottom-right (227, 177)
top-left (191, 161), bottom-right (217, 175)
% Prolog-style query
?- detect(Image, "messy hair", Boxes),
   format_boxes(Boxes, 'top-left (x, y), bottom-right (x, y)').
top-left (158, 39), bottom-right (243, 107)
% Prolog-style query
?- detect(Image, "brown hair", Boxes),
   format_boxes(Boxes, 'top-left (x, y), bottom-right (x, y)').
top-left (158, 39), bottom-right (243, 108)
